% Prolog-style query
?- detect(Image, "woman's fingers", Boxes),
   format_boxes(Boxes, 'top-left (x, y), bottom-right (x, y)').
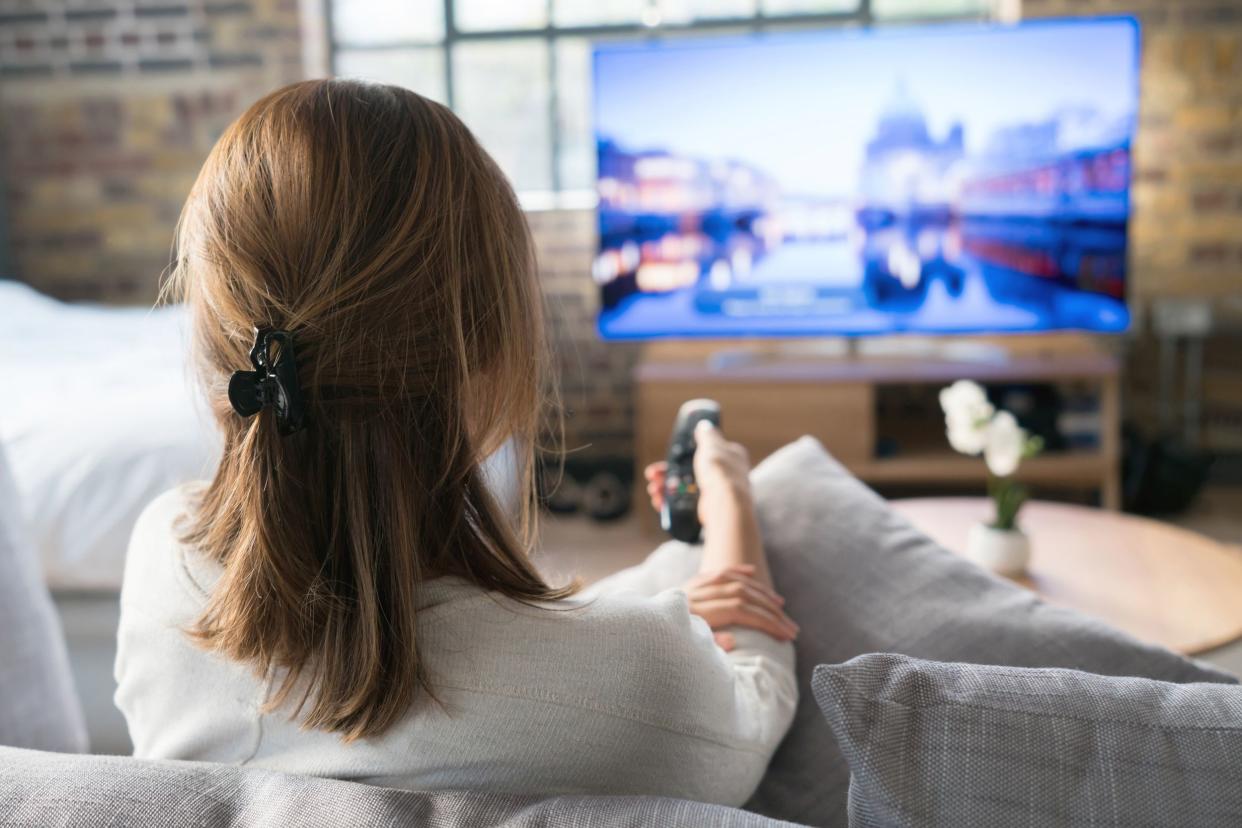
top-left (687, 566), bottom-right (781, 605)
top-left (692, 597), bottom-right (798, 641)
top-left (683, 566), bottom-right (797, 643)
top-left (685, 580), bottom-right (779, 618)
top-left (713, 631), bottom-right (736, 652)
top-left (689, 580), bottom-right (788, 623)
top-left (729, 601), bottom-right (798, 640)
top-left (644, 462), bottom-right (667, 512)
top-left (646, 481), bottom-right (664, 511)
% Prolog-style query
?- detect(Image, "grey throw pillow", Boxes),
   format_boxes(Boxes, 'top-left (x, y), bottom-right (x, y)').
top-left (742, 437), bottom-right (1235, 827)
top-left (0, 444), bottom-right (88, 752)
top-left (813, 653), bottom-right (1242, 827)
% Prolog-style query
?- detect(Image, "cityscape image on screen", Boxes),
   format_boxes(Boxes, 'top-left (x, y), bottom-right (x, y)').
top-left (593, 18), bottom-right (1138, 339)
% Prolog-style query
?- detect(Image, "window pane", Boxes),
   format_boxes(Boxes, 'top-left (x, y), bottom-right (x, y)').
top-left (332, 0), bottom-right (444, 46)
top-left (334, 48), bottom-right (447, 104)
top-left (657, 0), bottom-right (756, 23)
top-left (555, 39), bottom-right (594, 191)
top-left (553, 0), bottom-right (645, 27)
top-left (456, 0), bottom-right (548, 31)
top-left (452, 41), bottom-right (552, 192)
top-left (760, 0), bottom-right (858, 14)
top-left (873, 0), bottom-right (988, 16)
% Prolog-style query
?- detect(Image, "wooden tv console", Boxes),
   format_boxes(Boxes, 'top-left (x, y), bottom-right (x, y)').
top-left (633, 335), bottom-right (1122, 524)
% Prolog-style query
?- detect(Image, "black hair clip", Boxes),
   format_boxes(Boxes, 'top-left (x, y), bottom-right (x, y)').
top-left (227, 328), bottom-right (307, 436)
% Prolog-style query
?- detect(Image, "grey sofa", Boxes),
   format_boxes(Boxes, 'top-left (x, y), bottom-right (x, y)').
top-left (2, 438), bottom-right (1235, 828)
top-left (0, 747), bottom-right (801, 828)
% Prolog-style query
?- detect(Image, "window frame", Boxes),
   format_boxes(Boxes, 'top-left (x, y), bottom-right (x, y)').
top-left (325, 0), bottom-right (993, 196)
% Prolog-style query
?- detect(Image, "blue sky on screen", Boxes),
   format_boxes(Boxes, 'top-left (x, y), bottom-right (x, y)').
top-left (594, 19), bottom-right (1138, 198)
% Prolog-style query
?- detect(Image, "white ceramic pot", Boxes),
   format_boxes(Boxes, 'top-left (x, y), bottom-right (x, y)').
top-left (966, 523), bottom-right (1031, 577)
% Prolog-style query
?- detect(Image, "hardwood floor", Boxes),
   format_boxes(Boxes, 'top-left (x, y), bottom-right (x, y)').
top-left (533, 512), bottom-right (654, 588)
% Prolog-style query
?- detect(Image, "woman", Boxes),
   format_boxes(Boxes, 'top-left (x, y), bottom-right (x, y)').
top-left (115, 79), bottom-right (798, 807)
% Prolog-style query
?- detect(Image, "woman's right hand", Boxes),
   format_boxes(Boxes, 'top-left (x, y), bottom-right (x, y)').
top-left (642, 421), bottom-right (753, 522)
top-left (688, 420), bottom-right (755, 520)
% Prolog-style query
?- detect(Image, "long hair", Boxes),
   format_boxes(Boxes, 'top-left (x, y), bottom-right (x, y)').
top-left (167, 79), bottom-right (571, 741)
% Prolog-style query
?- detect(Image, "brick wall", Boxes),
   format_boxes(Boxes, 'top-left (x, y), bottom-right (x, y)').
top-left (0, 0), bottom-right (305, 300)
top-left (529, 209), bottom-right (639, 460)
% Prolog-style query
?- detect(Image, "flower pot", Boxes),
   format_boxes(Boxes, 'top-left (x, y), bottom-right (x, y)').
top-left (966, 523), bottom-right (1030, 576)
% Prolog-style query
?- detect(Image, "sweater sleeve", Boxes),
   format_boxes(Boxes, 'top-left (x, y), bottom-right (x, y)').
top-left (676, 591), bottom-right (798, 759)
top-left (586, 540), bottom-right (798, 761)
top-left (577, 587), bottom-right (795, 791)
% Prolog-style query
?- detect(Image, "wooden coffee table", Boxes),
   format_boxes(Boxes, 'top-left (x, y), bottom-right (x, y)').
top-left (891, 498), bottom-right (1242, 655)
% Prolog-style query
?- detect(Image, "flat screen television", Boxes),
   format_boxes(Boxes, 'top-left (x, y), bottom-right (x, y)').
top-left (592, 17), bottom-right (1138, 340)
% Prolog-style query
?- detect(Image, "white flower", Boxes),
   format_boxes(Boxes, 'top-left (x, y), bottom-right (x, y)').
top-left (940, 380), bottom-right (994, 457)
top-left (947, 417), bottom-right (988, 455)
top-left (984, 410), bottom-right (1026, 478)
top-left (939, 380), bottom-right (989, 418)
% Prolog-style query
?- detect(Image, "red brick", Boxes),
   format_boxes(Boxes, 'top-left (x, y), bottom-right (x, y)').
top-left (1133, 167), bottom-right (1169, 184)
top-left (1190, 243), bottom-right (1230, 264)
top-left (1192, 189), bottom-right (1230, 211)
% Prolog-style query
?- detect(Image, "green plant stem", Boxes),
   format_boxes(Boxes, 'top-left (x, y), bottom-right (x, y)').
top-left (988, 475), bottom-right (1029, 532)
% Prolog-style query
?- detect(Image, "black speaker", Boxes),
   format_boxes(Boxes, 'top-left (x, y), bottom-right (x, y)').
top-left (1122, 426), bottom-right (1213, 515)
top-left (538, 457), bottom-right (634, 521)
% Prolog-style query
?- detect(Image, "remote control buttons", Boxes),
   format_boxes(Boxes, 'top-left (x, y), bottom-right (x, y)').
top-left (665, 474), bottom-right (697, 496)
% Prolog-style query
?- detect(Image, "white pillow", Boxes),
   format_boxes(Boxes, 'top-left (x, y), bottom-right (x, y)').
top-left (0, 281), bottom-right (221, 590)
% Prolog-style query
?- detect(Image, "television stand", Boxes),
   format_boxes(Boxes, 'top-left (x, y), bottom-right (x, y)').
top-left (706, 336), bottom-right (1014, 371)
top-left (633, 334), bottom-right (1122, 526)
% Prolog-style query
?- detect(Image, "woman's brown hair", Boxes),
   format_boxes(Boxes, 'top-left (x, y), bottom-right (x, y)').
top-left (167, 79), bottom-right (570, 741)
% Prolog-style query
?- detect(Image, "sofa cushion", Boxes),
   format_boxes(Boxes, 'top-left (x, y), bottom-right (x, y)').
top-left (813, 653), bottom-right (1242, 827)
top-left (0, 444), bottom-right (88, 753)
top-left (0, 746), bottom-right (804, 827)
top-left (741, 437), bottom-right (1235, 827)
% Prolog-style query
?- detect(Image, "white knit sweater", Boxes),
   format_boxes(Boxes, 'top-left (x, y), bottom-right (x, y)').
top-left (114, 487), bottom-right (798, 806)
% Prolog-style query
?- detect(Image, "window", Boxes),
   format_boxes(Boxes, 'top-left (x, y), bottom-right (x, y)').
top-left (329, 0), bottom-right (996, 197)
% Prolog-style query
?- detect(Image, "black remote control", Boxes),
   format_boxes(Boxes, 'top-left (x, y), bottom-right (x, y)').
top-left (659, 399), bottom-right (722, 544)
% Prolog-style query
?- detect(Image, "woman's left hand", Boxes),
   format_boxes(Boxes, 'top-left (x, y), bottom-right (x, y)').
top-left (683, 564), bottom-right (798, 652)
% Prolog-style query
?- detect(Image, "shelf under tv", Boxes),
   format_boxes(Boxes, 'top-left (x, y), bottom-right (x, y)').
top-left (633, 333), bottom-right (1122, 527)
top-left (853, 449), bottom-right (1113, 486)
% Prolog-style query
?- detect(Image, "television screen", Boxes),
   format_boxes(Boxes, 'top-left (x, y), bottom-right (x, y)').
top-left (593, 18), bottom-right (1138, 339)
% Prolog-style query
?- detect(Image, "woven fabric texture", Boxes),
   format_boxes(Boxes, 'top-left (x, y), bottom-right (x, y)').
top-left (740, 437), bottom-right (1236, 828)
top-left (813, 653), bottom-right (1242, 827)
top-left (0, 746), bottom-right (804, 828)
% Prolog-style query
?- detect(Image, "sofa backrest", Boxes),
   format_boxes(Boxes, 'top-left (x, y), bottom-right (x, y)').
top-left (0, 443), bottom-right (88, 752)
top-left (0, 746), bottom-right (803, 828)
